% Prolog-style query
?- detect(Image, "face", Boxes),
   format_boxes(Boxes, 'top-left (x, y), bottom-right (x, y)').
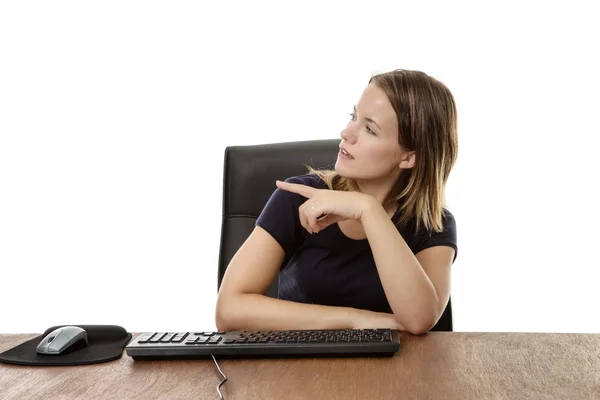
top-left (335, 84), bottom-right (414, 181)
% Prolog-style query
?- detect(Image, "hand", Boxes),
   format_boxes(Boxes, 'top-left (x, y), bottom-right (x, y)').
top-left (351, 308), bottom-right (404, 330)
top-left (275, 180), bottom-right (372, 234)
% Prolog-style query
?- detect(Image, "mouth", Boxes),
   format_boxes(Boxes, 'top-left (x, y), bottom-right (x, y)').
top-left (339, 146), bottom-right (354, 160)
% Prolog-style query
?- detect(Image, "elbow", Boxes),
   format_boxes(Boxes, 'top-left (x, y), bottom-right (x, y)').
top-left (392, 316), bottom-right (431, 336)
top-left (405, 323), bottom-right (430, 336)
top-left (402, 297), bottom-right (445, 335)
top-left (402, 311), bottom-right (439, 336)
top-left (215, 311), bottom-right (232, 332)
top-left (215, 294), bottom-right (240, 332)
top-left (215, 309), bottom-right (237, 332)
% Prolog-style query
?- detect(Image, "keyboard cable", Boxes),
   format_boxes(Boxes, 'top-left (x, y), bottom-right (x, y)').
top-left (210, 352), bottom-right (228, 400)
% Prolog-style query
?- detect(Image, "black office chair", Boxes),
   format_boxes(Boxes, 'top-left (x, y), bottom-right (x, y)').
top-left (217, 139), bottom-right (453, 332)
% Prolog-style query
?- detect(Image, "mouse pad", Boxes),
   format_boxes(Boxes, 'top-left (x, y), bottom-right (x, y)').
top-left (0, 325), bottom-right (132, 366)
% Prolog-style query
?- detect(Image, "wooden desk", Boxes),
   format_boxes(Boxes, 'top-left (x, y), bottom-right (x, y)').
top-left (1, 332), bottom-right (599, 399)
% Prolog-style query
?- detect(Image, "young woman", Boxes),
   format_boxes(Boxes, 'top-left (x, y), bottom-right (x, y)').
top-left (216, 69), bottom-right (458, 335)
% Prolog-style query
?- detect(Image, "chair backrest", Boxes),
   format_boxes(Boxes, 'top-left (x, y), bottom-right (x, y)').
top-left (217, 139), bottom-right (453, 332)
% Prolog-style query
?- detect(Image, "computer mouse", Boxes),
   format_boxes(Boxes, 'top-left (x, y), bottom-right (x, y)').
top-left (36, 326), bottom-right (88, 355)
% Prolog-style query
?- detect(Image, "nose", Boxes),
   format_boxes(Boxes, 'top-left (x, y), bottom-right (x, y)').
top-left (340, 125), bottom-right (358, 144)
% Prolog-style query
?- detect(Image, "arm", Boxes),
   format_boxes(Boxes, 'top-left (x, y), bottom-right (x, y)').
top-left (360, 199), bottom-right (455, 335)
top-left (215, 226), bottom-right (402, 331)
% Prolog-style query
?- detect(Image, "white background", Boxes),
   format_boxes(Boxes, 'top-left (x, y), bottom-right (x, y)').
top-left (1, 1), bottom-right (598, 334)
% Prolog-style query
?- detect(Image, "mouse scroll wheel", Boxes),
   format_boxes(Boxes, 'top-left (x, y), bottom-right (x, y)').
top-left (48, 336), bottom-right (55, 342)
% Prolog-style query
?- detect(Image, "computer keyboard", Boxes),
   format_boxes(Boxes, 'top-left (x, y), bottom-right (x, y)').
top-left (125, 329), bottom-right (399, 360)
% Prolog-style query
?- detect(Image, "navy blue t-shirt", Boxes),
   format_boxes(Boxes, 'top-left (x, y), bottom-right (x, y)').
top-left (255, 174), bottom-right (458, 314)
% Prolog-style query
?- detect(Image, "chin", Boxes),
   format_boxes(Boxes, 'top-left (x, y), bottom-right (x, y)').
top-left (335, 165), bottom-right (382, 182)
top-left (334, 164), bottom-right (357, 180)
top-left (335, 159), bottom-right (375, 180)
top-left (334, 163), bottom-right (348, 176)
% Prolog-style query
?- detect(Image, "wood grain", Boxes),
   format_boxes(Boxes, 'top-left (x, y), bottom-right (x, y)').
top-left (1, 332), bottom-right (599, 400)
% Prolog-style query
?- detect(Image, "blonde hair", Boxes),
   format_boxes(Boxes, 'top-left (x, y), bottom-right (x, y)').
top-left (308, 69), bottom-right (458, 233)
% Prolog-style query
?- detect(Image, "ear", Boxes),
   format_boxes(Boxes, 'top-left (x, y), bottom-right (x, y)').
top-left (398, 150), bottom-right (416, 169)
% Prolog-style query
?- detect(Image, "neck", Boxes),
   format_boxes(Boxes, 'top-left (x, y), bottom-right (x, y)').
top-left (355, 171), bottom-right (401, 214)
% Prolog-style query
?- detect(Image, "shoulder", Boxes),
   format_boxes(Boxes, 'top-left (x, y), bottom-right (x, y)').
top-left (396, 207), bottom-right (457, 233)
top-left (416, 208), bottom-right (456, 235)
top-left (256, 175), bottom-right (321, 255)
top-left (440, 208), bottom-right (457, 232)
top-left (423, 207), bottom-right (457, 243)
top-left (403, 207), bottom-right (458, 262)
top-left (260, 173), bottom-right (326, 211)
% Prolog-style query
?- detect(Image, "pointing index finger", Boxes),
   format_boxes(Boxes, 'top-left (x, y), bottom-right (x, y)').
top-left (276, 180), bottom-right (316, 198)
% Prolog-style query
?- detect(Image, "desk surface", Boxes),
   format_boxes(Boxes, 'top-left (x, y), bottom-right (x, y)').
top-left (1, 332), bottom-right (599, 400)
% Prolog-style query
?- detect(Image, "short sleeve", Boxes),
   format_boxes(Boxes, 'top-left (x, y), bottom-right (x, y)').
top-left (413, 209), bottom-right (458, 263)
top-left (255, 176), bottom-right (310, 257)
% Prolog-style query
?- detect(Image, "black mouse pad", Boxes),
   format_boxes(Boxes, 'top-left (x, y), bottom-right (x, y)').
top-left (0, 325), bottom-right (132, 366)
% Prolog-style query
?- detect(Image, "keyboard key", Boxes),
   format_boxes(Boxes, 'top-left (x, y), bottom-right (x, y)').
top-left (171, 333), bottom-right (189, 343)
top-left (149, 333), bottom-right (166, 343)
top-left (160, 333), bottom-right (176, 343)
top-left (136, 334), bottom-right (155, 344)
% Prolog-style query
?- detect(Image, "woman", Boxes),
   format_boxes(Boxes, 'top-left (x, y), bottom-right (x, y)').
top-left (215, 69), bottom-right (458, 335)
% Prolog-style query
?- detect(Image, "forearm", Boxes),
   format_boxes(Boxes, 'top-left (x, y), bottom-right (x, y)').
top-left (215, 294), bottom-right (400, 331)
top-left (216, 293), bottom-right (355, 331)
top-left (360, 200), bottom-right (439, 334)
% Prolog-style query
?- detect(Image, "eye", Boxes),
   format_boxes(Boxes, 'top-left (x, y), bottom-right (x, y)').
top-left (366, 126), bottom-right (376, 135)
top-left (349, 112), bottom-right (357, 121)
